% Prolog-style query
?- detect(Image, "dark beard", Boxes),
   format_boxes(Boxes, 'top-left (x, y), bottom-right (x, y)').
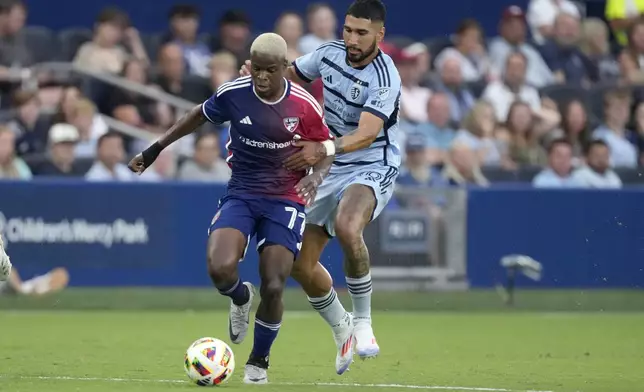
top-left (346, 41), bottom-right (377, 64)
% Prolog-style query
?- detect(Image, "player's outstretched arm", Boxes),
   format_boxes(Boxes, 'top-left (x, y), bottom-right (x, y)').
top-left (283, 112), bottom-right (384, 171)
top-left (128, 104), bottom-right (207, 174)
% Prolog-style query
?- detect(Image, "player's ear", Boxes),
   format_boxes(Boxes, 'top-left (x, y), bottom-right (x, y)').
top-left (377, 25), bottom-right (385, 43)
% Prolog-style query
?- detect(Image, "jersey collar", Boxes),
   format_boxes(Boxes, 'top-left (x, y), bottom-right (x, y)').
top-left (252, 78), bottom-right (290, 105)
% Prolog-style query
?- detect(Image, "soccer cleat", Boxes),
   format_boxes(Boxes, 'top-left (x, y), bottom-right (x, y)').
top-left (244, 356), bottom-right (269, 384)
top-left (228, 282), bottom-right (255, 344)
top-left (354, 320), bottom-right (380, 359)
top-left (0, 234), bottom-right (11, 282)
top-left (333, 312), bottom-right (355, 375)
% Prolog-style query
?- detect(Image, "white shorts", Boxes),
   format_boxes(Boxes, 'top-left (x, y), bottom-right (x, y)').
top-left (306, 164), bottom-right (399, 237)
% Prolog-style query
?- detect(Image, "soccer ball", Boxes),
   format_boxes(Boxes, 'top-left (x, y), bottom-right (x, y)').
top-left (184, 337), bottom-right (235, 386)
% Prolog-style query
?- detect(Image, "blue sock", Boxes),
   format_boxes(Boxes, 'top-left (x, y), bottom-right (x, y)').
top-left (251, 317), bottom-right (281, 359)
top-left (218, 279), bottom-right (250, 306)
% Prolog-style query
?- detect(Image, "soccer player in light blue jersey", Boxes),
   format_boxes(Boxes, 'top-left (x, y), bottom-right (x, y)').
top-left (241, 0), bottom-right (401, 375)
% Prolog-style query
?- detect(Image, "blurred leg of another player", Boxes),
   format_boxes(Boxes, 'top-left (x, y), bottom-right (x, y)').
top-left (0, 267), bottom-right (70, 296)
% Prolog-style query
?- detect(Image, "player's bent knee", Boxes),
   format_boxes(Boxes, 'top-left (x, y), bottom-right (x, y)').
top-left (334, 212), bottom-right (366, 244)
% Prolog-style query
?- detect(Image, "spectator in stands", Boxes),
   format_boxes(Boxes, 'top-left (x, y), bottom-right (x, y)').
top-left (209, 51), bottom-right (237, 92)
top-left (435, 19), bottom-right (490, 83)
top-left (593, 88), bottom-right (638, 168)
top-left (85, 131), bottom-right (135, 181)
top-left (177, 133), bottom-right (230, 182)
top-left (630, 101), bottom-right (644, 165)
top-left (605, 0), bottom-right (644, 46)
top-left (0, 0), bottom-right (32, 71)
top-left (441, 142), bottom-right (489, 187)
top-left (164, 4), bottom-right (211, 78)
top-left (397, 135), bottom-right (441, 187)
top-left (108, 59), bottom-right (171, 129)
top-left (580, 18), bottom-right (620, 84)
top-left (572, 139), bottom-right (623, 188)
top-left (70, 98), bottom-right (102, 159)
top-left (210, 10), bottom-right (252, 67)
top-left (298, 3), bottom-right (337, 55)
top-left (548, 99), bottom-right (590, 160)
top-left (527, 0), bottom-right (581, 45)
top-left (54, 85), bottom-right (109, 139)
top-left (618, 19), bottom-right (644, 84)
top-left (35, 123), bottom-right (86, 177)
top-left (532, 138), bottom-right (577, 187)
top-left (73, 7), bottom-right (148, 74)
top-left (453, 101), bottom-right (504, 166)
top-left (539, 13), bottom-right (595, 86)
top-left (433, 56), bottom-right (475, 125)
top-left (501, 101), bottom-right (548, 167)
top-left (410, 93), bottom-right (456, 166)
top-left (275, 11), bottom-right (304, 63)
top-left (0, 125), bottom-right (30, 179)
top-left (8, 90), bottom-right (49, 157)
top-left (488, 6), bottom-right (555, 88)
top-left (394, 43), bottom-right (431, 124)
top-left (154, 43), bottom-right (209, 103)
top-left (482, 52), bottom-right (540, 122)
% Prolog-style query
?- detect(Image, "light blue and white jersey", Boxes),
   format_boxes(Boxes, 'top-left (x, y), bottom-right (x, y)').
top-left (293, 40), bottom-right (402, 173)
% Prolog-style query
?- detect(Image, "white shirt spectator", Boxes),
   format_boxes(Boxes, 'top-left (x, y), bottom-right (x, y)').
top-left (532, 168), bottom-right (578, 187)
top-left (528, 0), bottom-right (581, 44)
top-left (571, 166), bottom-right (622, 188)
top-left (85, 162), bottom-right (136, 182)
top-left (482, 80), bottom-right (541, 121)
top-left (592, 126), bottom-right (638, 168)
top-left (487, 38), bottom-right (555, 87)
top-left (434, 48), bottom-right (489, 82)
top-left (401, 86), bottom-right (432, 123)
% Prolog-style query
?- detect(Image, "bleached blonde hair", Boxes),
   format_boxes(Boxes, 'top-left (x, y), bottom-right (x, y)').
top-left (250, 33), bottom-right (288, 60)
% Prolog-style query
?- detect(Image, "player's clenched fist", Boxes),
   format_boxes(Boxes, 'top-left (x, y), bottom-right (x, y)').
top-left (128, 142), bottom-right (164, 174)
top-left (239, 59), bottom-right (251, 77)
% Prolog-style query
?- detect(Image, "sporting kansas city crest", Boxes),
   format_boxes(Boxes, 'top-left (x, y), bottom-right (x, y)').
top-left (283, 117), bottom-right (299, 132)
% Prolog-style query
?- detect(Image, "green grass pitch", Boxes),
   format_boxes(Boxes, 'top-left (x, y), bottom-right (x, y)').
top-left (0, 289), bottom-right (643, 392)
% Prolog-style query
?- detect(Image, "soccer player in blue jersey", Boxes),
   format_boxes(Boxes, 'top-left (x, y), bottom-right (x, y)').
top-left (241, 0), bottom-right (401, 374)
top-left (129, 33), bottom-right (335, 385)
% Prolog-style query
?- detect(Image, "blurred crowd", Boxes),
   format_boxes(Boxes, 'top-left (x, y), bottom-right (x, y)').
top-left (0, 0), bottom-right (643, 190)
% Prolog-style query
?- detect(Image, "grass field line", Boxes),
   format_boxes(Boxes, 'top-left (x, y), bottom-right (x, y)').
top-left (0, 374), bottom-right (555, 392)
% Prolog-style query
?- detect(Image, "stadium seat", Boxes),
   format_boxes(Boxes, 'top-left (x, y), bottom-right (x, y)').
top-left (23, 26), bottom-right (57, 63)
top-left (539, 84), bottom-right (587, 108)
top-left (57, 28), bottom-right (93, 61)
top-left (615, 167), bottom-right (644, 184)
top-left (481, 167), bottom-right (519, 183)
top-left (141, 32), bottom-right (163, 60)
top-left (517, 166), bottom-right (542, 182)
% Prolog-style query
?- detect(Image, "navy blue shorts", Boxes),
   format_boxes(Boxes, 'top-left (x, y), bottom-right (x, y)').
top-left (208, 195), bottom-right (306, 258)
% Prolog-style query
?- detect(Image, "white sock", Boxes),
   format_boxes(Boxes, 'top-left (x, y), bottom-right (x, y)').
top-left (308, 288), bottom-right (348, 330)
top-left (346, 273), bottom-right (372, 324)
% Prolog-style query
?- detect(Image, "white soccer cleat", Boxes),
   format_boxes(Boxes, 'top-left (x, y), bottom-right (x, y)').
top-left (354, 321), bottom-right (380, 359)
top-left (243, 364), bottom-right (268, 384)
top-left (333, 312), bottom-right (355, 374)
top-left (228, 282), bottom-right (255, 344)
top-left (0, 234), bottom-right (11, 282)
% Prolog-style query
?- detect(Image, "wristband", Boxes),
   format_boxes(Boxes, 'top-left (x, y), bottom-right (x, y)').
top-left (141, 141), bottom-right (165, 166)
top-left (321, 140), bottom-right (335, 156)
